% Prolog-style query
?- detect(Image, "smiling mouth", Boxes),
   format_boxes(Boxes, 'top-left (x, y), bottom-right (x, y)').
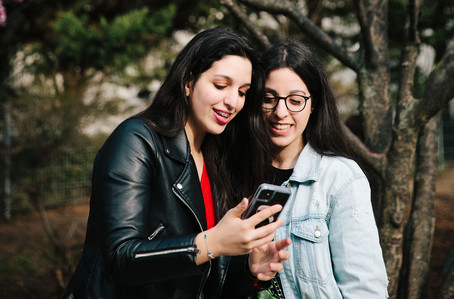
top-left (272, 123), bottom-right (291, 130)
top-left (213, 108), bottom-right (231, 119)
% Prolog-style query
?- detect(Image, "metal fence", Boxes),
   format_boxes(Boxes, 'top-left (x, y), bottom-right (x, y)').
top-left (8, 146), bottom-right (98, 213)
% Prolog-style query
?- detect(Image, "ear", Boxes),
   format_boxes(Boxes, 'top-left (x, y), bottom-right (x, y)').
top-left (185, 81), bottom-right (191, 96)
top-left (185, 74), bottom-right (193, 97)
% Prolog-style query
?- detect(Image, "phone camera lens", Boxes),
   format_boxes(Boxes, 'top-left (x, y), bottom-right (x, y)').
top-left (259, 190), bottom-right (273, 200)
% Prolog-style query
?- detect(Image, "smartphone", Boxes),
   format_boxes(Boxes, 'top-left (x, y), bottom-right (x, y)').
top-left (241, 183), bottom-right (291, 227)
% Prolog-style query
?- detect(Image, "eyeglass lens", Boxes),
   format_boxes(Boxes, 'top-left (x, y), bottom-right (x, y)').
top-left (262, 93), bottom-right (309, 112)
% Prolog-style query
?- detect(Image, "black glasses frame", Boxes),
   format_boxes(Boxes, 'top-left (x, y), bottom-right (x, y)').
top-left (262, 91), bottom-right (311, 112)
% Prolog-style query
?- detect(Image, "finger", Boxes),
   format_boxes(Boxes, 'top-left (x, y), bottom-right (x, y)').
top-left (230, 198), bottom-right (249, 218)
top-left (248, 204), bottom-right (282, 226)
top-left (268, 262), bottom-right (284, 273)
top-left (257, 272), bottom-right (275, 281)
top-left (278, 249), bottom-right (290, 261)
top-left (247, 231), bottom-right (277, 249)
top-left (274, 238), bottom-right (292, 251)
top-left (253, 217), bottom-right (284, 237)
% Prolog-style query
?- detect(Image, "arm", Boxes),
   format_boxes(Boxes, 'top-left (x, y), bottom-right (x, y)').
top-left (328, 173), bottom-right (388, 298)
top-left (95, 120), bottom-right (202, 284)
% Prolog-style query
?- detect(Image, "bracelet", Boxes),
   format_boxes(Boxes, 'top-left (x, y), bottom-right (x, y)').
top-left (204, 233), bottom-right (215, 260)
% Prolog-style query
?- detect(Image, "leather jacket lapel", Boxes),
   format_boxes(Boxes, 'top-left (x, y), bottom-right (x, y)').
top-left (164, 130), bottom-right (207, 231)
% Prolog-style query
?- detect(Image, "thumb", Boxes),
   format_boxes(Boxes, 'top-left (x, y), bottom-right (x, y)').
top-left (231, 197), bottom-right (249, 218)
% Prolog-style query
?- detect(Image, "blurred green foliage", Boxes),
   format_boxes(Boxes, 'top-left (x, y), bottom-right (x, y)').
top-left (53, 5), bottom-right (176, 72)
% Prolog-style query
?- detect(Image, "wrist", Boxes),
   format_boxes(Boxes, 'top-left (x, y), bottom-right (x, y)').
top-left (203, 231), bottom-right (215, 260)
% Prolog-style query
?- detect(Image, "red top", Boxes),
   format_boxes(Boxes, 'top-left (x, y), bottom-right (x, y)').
top-left (201, 162), bottom-right (215, 229)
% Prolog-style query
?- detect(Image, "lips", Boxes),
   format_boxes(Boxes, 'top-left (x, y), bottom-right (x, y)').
top-left (270, 122), bottom-right (292, 135)
top-left (213, 108), bottom-right (232, 124)
top-left (272, 123), bottom-right (291, 130)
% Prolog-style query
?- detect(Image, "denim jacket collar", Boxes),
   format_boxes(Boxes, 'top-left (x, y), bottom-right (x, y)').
top-left (288, 143), bottom-right (321, 184)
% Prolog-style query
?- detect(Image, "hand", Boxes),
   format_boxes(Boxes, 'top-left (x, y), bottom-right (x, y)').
top-left (248, 238), bottom-right (291, 281)
top-left (195, 198), bottom-right (284, 264)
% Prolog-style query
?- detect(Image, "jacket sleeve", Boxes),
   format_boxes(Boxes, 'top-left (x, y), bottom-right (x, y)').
top-left (91, 119), bottom-right (205, 285)
top-left (328, 169), bottom-right (389, 298)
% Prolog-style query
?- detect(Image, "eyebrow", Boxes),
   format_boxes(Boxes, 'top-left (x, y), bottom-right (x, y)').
top-left (214, 74), bottom-right (251, 87)
top-left (265, 87), bottom-right (309, 95)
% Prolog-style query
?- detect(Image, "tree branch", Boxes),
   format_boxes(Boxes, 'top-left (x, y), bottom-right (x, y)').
top-left (353, 0), bottom-right (377, 67)
top-left (397, 0), bottom-right (421, 105)
top-left (239, 0), bottom-right (360, 71)
top-left (220, 0), bottom-right (271, 50)
top-left (416, 37), bottom-right (454, 127)
top-left (342, 122), bottom-right (386, 177)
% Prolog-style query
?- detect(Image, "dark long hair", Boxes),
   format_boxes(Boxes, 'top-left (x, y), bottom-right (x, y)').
top-left (136, 27), bottom-right (272, 218)
top-left (261, 40), bottom-right (353, 160)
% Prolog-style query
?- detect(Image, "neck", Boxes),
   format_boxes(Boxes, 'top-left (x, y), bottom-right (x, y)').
top-left (184, 121), bottom-right (205, 154)
top-left (273, 140), bottom-right (304, 170)
top-left (185, 122), bottom-right (205, 180)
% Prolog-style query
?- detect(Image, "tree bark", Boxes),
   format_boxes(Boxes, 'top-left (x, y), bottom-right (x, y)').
top-left (402, 113), bottom-right (440, 299)
top-left (379, 126), bottom-right (419, 295)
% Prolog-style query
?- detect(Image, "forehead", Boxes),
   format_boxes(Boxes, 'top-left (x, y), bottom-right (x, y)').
top-left (203, 55), bottom-right (253, 84)
top-left (266, 67), bottom-right (309, 93)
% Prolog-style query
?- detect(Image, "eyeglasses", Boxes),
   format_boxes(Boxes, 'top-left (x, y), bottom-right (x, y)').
top-left (262, 91), bottom-right (311, 112)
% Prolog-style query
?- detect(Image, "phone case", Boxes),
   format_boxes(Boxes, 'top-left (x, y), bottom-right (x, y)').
top-left (242, 183), bottom-right (291, 227)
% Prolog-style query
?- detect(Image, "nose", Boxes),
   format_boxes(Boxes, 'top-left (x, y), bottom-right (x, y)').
top-left (274, 99), bottom-right (289, 118)
top-left (224, 89), bottom-right (239, 110)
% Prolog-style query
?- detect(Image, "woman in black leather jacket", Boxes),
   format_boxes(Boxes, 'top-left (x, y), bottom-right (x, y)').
top-left (63, 27), bottom-right (291, 299)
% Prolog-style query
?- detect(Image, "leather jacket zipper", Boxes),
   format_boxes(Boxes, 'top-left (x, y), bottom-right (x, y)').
top-left (148, 224), bottom-right (165, 240)
top-left (172, 185), bottom-right (211, 299)
top-left (134, 246), bottom-right (199, 259)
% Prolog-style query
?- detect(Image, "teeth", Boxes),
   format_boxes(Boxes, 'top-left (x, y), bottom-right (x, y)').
top-left (272, 123), bottom-right (291, 130)
top-left (215, 110), bottom-right (230, 118)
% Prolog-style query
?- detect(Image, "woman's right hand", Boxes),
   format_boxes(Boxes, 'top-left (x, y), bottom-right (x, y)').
top-left (195, 198), bottom-right (283, 264)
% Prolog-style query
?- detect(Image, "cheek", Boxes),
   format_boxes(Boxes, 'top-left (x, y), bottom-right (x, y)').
top-left (237, 99), bottom-right (246, 111)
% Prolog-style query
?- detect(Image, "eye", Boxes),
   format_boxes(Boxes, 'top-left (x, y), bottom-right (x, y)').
top-left (288, 98), bottom-right (302, 105)
top-left (288, 95), bottom-right (304, 105)
top-left (263, 97), bottom-right (275, 104)
top-left (238, 87), bottom-right (250, 97)
top-left (214, 83), bottom-right (226, 90)
top-left (264, 92), bottom-right (277, 102)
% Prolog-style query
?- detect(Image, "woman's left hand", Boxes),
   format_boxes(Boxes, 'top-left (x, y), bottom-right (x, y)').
top-left (248, 238), bottom-right (291, 281)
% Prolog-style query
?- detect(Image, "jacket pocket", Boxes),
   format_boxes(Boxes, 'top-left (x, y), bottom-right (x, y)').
top-left (290, 218), bottom-right (333, 285)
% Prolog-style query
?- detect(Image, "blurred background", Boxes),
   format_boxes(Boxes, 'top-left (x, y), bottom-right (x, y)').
top-left (0, 0), bottom-right (453, 298)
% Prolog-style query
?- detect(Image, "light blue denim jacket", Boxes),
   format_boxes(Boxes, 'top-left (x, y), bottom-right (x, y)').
top-left (275, 143), bottom-right (388, 298)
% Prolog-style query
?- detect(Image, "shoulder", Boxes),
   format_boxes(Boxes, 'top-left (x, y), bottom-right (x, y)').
top-left (95, 118), bottom-right (163, 164)
top-left (317, 155), bottom-right (369, 196)
top-left (103, 118), bottom-right (163, 148)
top-left (321, 155), bottom-right (365, 179)
top-left (113, 118), bottom-right (157, 138)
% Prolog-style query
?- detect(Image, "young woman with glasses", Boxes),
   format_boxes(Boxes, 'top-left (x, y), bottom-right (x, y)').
top-left (257, 40), bottom-right (388, 298)
top-left (63, 27), bottom-right (290, 299)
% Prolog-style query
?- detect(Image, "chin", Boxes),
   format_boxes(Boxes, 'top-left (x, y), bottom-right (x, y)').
top-left (207, 126), bottom-right (227, 136)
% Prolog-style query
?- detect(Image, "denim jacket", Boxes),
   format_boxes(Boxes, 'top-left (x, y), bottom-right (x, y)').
top-left (275, 144), bottom-right (388, 298)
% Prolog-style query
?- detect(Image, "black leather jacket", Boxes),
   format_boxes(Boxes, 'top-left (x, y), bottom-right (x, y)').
top-left (64, 119), bottom-right (262, 299)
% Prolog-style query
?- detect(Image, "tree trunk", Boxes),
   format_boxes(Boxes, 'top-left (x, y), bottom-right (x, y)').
top-left (379, 128), bottom-right (419, 296)
top-left (401, 113), bottom-right (440, 299)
